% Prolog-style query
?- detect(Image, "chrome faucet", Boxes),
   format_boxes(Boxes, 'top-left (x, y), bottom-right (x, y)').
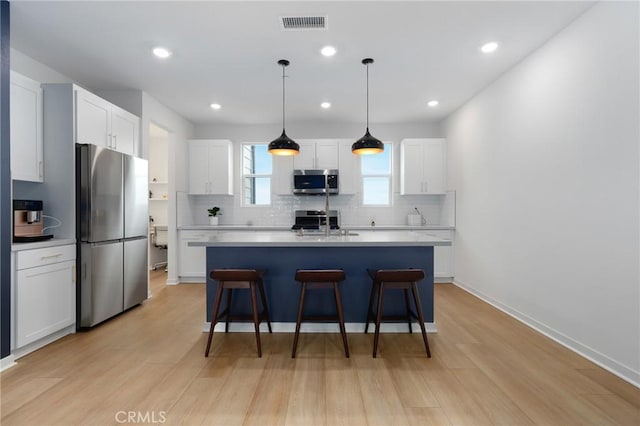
top-left (324, 172), bottom-right (331, 237)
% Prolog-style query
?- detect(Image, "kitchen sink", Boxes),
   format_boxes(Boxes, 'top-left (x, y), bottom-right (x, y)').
top-left (294, 230), bottom-right (359, 237)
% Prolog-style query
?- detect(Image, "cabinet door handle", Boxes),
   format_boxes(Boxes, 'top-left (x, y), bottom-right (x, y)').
top-left (41, 253), bottom-right (62, 260)
top-left (113, 135), bottom-right (117, 149)
top-left (72, 265), bottom-right (77, 283)
top-left (108, 133), bottom-right (112, 148)
top-left (39, 161), bottom-right (43, 178)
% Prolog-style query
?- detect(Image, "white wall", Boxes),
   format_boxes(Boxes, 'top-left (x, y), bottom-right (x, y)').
top-left (190, 122), bottom-right (448, 227)
top-left (444, 2), bottom-right (639, 385)
top-left (141, 93), bottom-right (194, 285)
top-left (10, 48), bottom-right (72, 83)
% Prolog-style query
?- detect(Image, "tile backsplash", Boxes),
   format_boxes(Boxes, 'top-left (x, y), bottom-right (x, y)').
top-left (181, 191), bottom-right (455, 228)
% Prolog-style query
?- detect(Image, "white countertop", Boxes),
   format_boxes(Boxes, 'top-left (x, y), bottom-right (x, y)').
top-left (180, 225), bottom-right (454, 231)
top-left (11, 238), bottom-right (76, 252)
top-left (188, 230), bottom-right (452, 247)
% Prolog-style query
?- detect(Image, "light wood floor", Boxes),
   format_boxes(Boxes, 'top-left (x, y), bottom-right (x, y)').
top-left (1, 271), bottom-right (638, 425)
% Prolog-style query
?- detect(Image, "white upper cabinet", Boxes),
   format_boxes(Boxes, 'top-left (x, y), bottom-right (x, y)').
top-left (293, 139), bottom-right (338, 170)
top-left (110, 106), bottom-right (139, 156)
top-left (400, 138), bottom-right (446, 195)
top-left (337, 139), bottom-right (359, 195)
top-left (75, 87), bottom-right (139, 156)
top-left (10, 71), bottom-right (43, 182)
top-left (272, 155), bottom-right (294, 195)
top-left (188, 140), bottom-right (233, 195)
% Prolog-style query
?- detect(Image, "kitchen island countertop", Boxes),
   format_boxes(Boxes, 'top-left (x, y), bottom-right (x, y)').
top-left (180, 224), bottom-right (454, 231)
top-left (189, 230), bottom-right (451, 247)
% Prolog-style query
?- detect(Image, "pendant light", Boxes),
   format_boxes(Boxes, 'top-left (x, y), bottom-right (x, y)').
top-left (352, 58), bottom-right (384, 155)
top-left (268, 59), bottom-right (300, 156)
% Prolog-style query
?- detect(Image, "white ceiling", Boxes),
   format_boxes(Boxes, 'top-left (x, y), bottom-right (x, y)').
top-left (10, 1), bottom-right (594, 126)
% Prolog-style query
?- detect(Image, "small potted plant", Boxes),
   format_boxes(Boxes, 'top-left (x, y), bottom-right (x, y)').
top-left (207, 207), bottom-right (221, 226)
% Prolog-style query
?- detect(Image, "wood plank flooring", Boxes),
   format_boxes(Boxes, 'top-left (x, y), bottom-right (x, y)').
top-left (1, 271), bottom-right (638, 425)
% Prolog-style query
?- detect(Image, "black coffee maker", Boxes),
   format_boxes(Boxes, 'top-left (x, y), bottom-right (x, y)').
top-left (13, 200), bottom-right (54, 242)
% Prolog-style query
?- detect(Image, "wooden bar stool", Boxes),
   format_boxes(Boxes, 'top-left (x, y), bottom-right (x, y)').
top-left (364, 269), bottom-right (431, 358)
top-left (205, 269), bottom-right (272, 357)
top-left (292, 269), bottom-right (349, 358)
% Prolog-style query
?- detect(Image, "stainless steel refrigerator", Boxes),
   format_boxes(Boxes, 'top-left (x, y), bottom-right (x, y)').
top-left (76, 144), bottom-right (148, 328)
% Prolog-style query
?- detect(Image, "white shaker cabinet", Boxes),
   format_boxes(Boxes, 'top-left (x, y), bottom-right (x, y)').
top-left (293, 139), bottom-right (338, 170)
top-left (14, 244), bottom-right (76, 349)
top-left (400, 138), bottom-right (446, 195)
top-left (337, 139), bottom-right (359, 195)
top-left (429, 230), bottom-right (454, 280)
top-left (10, 71), bottom-right (43, 182)
top-left (188, 140), bottom-right (233, 195)
top-left (272, 155), bottom-right (294, 195)
top-left (178, 230), bottom-right (207, 281)
top-left (76, 88), bottom-right (139, 156)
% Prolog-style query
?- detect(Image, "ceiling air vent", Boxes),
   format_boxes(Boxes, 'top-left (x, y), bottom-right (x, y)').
top-left (280, 15), bottom-right (327, 31)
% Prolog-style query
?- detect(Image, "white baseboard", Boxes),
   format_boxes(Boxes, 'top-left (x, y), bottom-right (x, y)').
top-left (453, 278), bottom-right (640, 388)
top-left (176, 277), bottom-right (203, 284)
top-left (10, 325), bottom-right (75, 361)
top-left (0, 355), bottom-right (17, 372)
top-left (165, 278), bottom-right (180, 285)
top-left (435, 277), bottom-right (454, 283)
top-left (202, 321), bottom-right (437, 334)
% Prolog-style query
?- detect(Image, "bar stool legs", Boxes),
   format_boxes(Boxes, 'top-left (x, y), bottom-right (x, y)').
top-left (292, 270), bottom-right (349, 358)
top-left (411, 281), bottom-right (431, 357)
top-left (291, 282), bottom-right (307, 358)
top-left (205, 279), bottom-right (225, 357)
top-left (365, 269), bottom-right (431, 358)
top-left (333, 282), bottom-right (349, 358)
top-left (205, 269), bottom-right (271, 358)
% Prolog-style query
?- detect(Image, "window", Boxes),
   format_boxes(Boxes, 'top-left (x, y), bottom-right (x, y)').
top-left (242, 144), bottom-right (271, 205)
top-left (361, 143), bottom-right (392, 205)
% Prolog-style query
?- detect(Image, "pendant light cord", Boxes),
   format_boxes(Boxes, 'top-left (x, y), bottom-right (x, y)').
top-left (282, 64), bottom-right (286, 130)
top-left (366, 62), bottom-right (369, 129)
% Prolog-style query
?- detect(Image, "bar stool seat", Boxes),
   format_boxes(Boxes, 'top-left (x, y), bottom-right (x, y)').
top-left (292, 269), bottom-right (349, 358)
top-left (205, 269), bottom-right (272, 357)
top-left (365, 268), bottom-right (431, 358)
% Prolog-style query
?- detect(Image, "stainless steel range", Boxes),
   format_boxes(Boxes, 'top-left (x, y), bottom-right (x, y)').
top-left (291, 210), bottom-right (340, 231)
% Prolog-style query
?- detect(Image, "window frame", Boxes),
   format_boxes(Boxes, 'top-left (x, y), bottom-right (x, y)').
top-left (240, 143), bottom-right (272, 207)
top-left (360, 142), bottom-right (393, 207)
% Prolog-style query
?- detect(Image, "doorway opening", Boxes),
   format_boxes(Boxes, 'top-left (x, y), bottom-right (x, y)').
top-left (148, 123), bottom-right (169, 272)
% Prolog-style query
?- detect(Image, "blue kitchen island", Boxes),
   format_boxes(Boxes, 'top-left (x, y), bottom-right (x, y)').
top-left (190, 230), bottom-right (451, 331)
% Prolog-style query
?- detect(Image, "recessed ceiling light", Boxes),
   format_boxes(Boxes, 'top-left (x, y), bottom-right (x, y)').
top-left (152, 47), bottom-right (172, 59)
top-left (321, 46), bottom-right (337, 57)
top-left (427, 100), bottom-right (439, 107)
top-left (480, 42), bottom-right (499, 53)
top-left (320, 102), bottom-right (331, 109)
top-left (210, 103), bottom-right (221, 110)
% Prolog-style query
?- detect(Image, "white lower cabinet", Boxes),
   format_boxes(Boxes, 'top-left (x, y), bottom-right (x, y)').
top-left (14, 244), bottom-right (76, 349)
top-left (178, 231), bottom-right (208, 280)
top-left (421, 230), bottom-right (454, 280)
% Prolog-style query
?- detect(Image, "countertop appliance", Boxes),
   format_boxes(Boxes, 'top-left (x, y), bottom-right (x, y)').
top-left (76, 144), bottom-right (148, 328)
top-left (293, 169), bottom-right (338, 195)
top-left (291, 210), bottom-right (340, 230)
top-left (13, 199), bottom-right (53, 242)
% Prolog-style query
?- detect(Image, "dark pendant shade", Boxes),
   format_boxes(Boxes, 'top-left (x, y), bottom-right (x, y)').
top-left (268, 129), bottom-right (300, 156)
top-left (353, 58), bottom-right (383, 155)
top-left (352, 128), bottom-right (384, 155)
top-left (269, 59), bottom-right (299, 156)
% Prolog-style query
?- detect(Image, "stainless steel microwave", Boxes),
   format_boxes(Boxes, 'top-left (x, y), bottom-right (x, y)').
top-left (293, 169), bottom-right (339, 195)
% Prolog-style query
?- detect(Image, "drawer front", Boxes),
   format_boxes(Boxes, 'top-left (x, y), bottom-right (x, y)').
top-left (16, 244), bottom-right (75, 270)
top-left (180, 230), bottom-right (215, 240)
